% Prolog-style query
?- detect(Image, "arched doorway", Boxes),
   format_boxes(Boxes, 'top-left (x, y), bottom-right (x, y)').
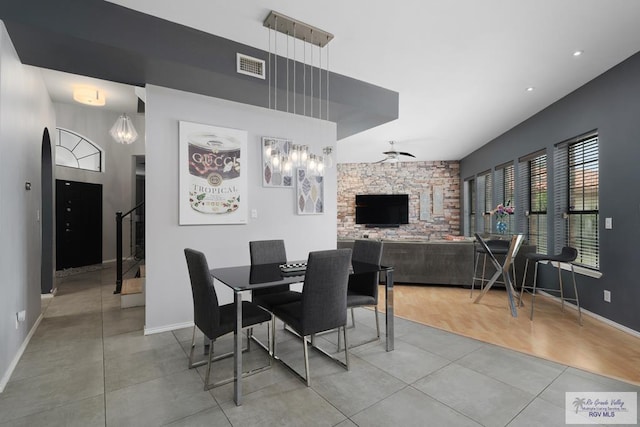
top-left (41, 128), bottom-right (54, 294)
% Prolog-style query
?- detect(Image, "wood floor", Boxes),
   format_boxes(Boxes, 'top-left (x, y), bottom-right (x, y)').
top-left (378, 284), bottom-right (640, 385)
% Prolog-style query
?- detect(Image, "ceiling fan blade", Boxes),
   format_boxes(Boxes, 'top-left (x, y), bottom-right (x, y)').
top-left (374, 158), bottom-right (387, 164)
top-left (399, 151), bottom-right (416, 158)
top-left (382, 150), bottom-right (398, 155)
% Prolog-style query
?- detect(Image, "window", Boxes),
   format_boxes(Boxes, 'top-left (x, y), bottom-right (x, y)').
top-left (55, 128), bottom-right (104, 172)
top-left (482, 171), bottom-right (493, 233)
top-left (518, 151), bottom-right (547, 254)
top-left (495, 163), bottom-right (515, 235)
top-left (555, 133), bottom-right (599, 269)
top-left (467, 178), bottom-right (476, 237)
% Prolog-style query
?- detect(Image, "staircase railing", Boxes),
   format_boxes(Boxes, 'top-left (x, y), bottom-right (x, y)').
top-left (114, 201), bottom-right (145, 294)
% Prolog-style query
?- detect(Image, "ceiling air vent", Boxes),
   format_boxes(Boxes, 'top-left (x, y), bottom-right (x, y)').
top-left (237, 53), bottom-right (265, 79)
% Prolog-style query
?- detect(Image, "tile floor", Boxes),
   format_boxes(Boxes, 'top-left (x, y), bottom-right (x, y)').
top-left (0, 265), bottom-right (638, 426)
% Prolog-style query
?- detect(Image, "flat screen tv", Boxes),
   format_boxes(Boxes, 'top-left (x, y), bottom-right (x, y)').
top-left (355, 194), bottom-right (409, 227)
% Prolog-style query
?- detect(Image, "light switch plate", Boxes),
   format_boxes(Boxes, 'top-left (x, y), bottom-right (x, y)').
top-left (605, 217), bottom-right (612, 229)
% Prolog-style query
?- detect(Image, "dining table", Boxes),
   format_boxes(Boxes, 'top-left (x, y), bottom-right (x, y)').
top-left (210, 259), bottom-right (394, 406)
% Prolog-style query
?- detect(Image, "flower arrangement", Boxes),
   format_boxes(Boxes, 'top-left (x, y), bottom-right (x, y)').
top-left (491, 201), bottom-right (514, 233)
top-left (492, 201), bottom-right (515, 219)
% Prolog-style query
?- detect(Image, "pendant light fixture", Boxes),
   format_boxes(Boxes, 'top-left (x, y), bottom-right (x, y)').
top-left (263, 11), bottom-right (334, 175)
top-left (109, 114), bottom-right (138, 144)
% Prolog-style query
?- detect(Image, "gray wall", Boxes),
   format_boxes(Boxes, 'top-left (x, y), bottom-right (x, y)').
top-left (0, 23), bottom-right (56, 391)
top-left (144, 85), bottom-right (337, 333)
top-left (460, 51), bottom-right (640, 332)
top-left (54, 103), bottom-right (145, 262)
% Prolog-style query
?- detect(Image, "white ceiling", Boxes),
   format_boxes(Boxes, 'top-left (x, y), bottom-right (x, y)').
top-left (43, 1), bottom-right (640, 163)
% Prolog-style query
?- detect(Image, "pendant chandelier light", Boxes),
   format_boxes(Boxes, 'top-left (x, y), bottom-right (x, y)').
top-left (263, 11), bottom-right (334, 173)
top-left (109, 114), bottom-right (138, 144)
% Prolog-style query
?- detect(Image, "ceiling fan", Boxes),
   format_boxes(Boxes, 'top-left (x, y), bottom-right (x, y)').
top-left (375, 141), bottom-right (416, 163)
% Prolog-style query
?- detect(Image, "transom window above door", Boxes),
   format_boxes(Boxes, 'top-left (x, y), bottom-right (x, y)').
top-left (55, 128), bottom-right (104, 172)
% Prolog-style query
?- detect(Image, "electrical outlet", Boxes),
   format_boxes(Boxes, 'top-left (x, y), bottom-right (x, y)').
top-left (604, 290), bottom-right (611, 303)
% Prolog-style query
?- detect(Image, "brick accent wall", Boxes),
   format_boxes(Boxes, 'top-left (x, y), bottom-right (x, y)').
top-left (337, 161), bottom-right (460, 240)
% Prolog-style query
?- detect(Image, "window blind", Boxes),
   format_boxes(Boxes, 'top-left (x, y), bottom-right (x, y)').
top-left (568, 135), bottom-right (599, 268)
top-left (468, 178), bottom-right (476, 237)
top-left (483, 172), bottom-right (493, 233)
top-left (500, 164), bottom-right (515, 234)
top-left (528, 153), bottom-right (547, 254)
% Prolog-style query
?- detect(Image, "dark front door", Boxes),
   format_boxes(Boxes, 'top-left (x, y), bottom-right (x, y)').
top-left (56, 180), bottom-right (102, 270)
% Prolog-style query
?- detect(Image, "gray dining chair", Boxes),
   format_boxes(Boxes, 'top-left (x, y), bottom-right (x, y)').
top-left (249, 240), bottom-right (302, 355)
top-left (250, 240), bottom-right (302, 310)
top-left (341, 239), bottom-right (383, 349)
top-left (184, 248), bottom-right (271, 390)
top-left (271, 248), bottom-right (352, 386)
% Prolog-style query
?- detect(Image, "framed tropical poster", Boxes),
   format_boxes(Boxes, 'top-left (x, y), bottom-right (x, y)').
top-left (179, 121), bottom-right (248, 225)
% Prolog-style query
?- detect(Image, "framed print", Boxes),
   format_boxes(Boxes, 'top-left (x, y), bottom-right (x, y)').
top-left (296, 168), bottom-right (324, 215)
top-left (179, 121), bottom-right (248, 225)
top-left (262, 136), bottom-right (293, 187)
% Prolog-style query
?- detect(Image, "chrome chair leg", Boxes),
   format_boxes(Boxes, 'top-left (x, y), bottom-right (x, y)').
top-left (302, 336), bottom-right (311, 387)
top-left (351, 308), bottom-right (356, 328)
top-left (374, 306), bottom-right (380, 338)
top-left (271, 316), bottom-right (277, 358)
top-left (471, 251), bottom-right (488, 297)
top-left (188, 326), bottom-right (197, 369)
top-left (267, 317), bottom-right (272, 356)
top-left (571, 263), bottom-right (582, 325)
top-left (343, 326), bottom-right (350, 370)
top-left (204, 339), bottom-right (215, 390)
top-left (481, 254), bottom-right (488, 292)
top-left (557, 261), bottom-right (565, 312)
top-left (519, 259), bottom-right (530, 307)
top-left (529, 261), bottom-right (539, 320)
top-left (188, 326), bottom-right (209, 369)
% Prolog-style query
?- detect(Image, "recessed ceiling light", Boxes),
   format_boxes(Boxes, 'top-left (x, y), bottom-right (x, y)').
top-left (573, 50), bottom-right (584, 57)
top-left (526, 87), bottom-right (535, 92)
top-left (73, 86), bottom-right (106, 106)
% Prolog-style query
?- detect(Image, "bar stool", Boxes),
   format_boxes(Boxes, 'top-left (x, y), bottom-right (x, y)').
top-left (471, 238), bottom-right (516, 297)
top-left (518, 247), bottom-right (581, 325)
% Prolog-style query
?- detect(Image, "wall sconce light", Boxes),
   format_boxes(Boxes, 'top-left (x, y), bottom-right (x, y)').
top-left (109, 114), bottom-right (138, 144)
top-left (73, 86), bottom-right (106, 106)
top-left (322, 147), bottom-right (334, 168)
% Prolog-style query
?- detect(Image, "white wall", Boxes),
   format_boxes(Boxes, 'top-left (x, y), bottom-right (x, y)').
top-left (144, 85), bottom-right (337, 333)
top-left (54, 103), bottom-right (145, 262)
top-left (0, 22), bottom-right (56, 391)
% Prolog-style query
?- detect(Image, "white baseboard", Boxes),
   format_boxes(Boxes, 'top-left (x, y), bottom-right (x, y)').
top-left (539, 291), bottom-right (640, 338)
top-left (0, 311), bottom-right (45, 393)
top-left (144, 321), bottom-right (194, 336)
top-left (103, 256), bottom-right (137, 265)
top-left (41, 287), bottom-right (57, 299)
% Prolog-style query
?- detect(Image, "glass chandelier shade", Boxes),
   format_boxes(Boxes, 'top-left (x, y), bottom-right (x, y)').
top-left (109, 114), bottom-right (138, 144)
